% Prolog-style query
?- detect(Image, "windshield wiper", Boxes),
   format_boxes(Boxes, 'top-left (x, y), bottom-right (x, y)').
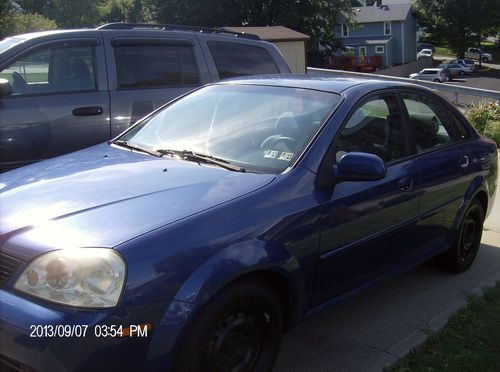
top-left (157, 149), bottom-right (246, 173)
top-left (112, 140), bottom-right (160, 157)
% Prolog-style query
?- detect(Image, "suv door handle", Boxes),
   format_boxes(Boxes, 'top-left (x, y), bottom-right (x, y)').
top-left (72, 106), bottom-right (103, 116)
top-left (398, 177), bottom-right (412, 191)
top-left (459, 156), bottom-right (469, 168)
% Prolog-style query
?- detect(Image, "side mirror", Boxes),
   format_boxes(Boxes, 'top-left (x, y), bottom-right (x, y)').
top-left (333, 152), bottom-right (386, 181)
top-left (0, 78), bottom-right (12, 97)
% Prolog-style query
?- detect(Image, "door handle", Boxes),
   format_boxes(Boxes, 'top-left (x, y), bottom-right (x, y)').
top-left (459, 156), bottom-right (469, 168)
top-left (72, 106), bottom-right (103, 116)
top-left (398, 177), bottom-right (412, 191)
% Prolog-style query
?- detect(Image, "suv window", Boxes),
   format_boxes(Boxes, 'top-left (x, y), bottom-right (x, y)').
top-left (207, 41), bottom-right (279, 79)
top-left (402, 92), bottom-right (454, 152)
top-left (114, 45), bottom-right (200, 90)
top-left (0, 45), bottom-right (96, 96)
top-left (334, 95), bottom-right (406, 163)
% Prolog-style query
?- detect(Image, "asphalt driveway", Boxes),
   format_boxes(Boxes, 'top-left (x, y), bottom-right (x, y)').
top-left (274, 159), bottom-right (500, 372)
top-left (435, 59), bottom-right (500, 105)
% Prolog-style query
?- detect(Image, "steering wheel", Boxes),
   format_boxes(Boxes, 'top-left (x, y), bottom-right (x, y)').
top-left (12, 71), bottom-right (31, 94)
top-left (260, 135), bottom-right (299, 151)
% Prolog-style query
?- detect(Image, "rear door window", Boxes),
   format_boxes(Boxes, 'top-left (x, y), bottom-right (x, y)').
top-left (401, 92), bottom-right (456, 152)
top-left (207, 41), bottom-right (279, 79)
top-left (113, 44), bottom-right (200, 89)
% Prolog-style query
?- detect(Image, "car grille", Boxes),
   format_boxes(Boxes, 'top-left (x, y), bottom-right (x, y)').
top-left (0, 252), bottom-right (20, 285)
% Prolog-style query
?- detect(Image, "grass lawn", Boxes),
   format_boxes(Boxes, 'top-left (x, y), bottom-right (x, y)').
top-left (389, 282), bottom-right (500, 372)
top-left (434, 46), bottom-right (455, 57)
top-left (0, 72), bottom-right (48, 83)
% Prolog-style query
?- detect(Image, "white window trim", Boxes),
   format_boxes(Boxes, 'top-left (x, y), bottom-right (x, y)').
top-left (359, 46), bottom-right (367, 56)
top-left (375, 46), bottom-right (385, 54)
top-left (384, 21), bottom-right (391, 36)
top-left (341, 24), bottom-right (349, 38)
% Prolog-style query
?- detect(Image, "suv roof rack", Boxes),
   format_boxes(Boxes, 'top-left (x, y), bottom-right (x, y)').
top-left (97, 23), bottom-right (261, 40)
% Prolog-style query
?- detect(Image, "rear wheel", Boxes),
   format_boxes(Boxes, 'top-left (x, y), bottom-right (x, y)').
top-left (433, 78), bottom-right (441, 82)
top-left (173, 280), bottom-right (283, 372)
top-left (437, 199), bottom-right (484, 273)
top-left (459, 70), bottom-right (465, 76)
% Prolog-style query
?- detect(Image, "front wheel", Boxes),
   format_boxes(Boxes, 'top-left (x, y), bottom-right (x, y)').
top-left (173, 280), bottom-right (284, 372)
top-left (437, 199), bottom-right (484, 273)
top-left (459, 70), bottom-right (465, 76)
top-left (482, 57), bottom-right (489, 63)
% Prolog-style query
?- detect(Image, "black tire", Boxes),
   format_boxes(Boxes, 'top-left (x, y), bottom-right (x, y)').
top-left (482, 57), bottom-right (489, 63)
top-left (437, 199), bottom-right (484, 273)
top-left (173, 280), bottom-right (284, 372)
top-left (433, 78), bottom-right (441, 82)
top-left (459, 70), bottom-right (465, 76)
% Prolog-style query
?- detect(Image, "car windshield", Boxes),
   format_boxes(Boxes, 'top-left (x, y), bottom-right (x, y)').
top-left (0, 37), bottom-right (23, 54)
top-left (118, 84), bottom-right (341, 174)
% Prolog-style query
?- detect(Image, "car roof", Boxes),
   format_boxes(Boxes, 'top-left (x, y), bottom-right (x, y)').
top-left (216, 75), bottom-right (428, 94)
top-left (7, 29), bottom-right (93, 41)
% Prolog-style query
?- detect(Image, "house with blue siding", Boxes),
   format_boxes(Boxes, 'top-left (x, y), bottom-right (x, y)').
top-left (337, 0), bottom-right (417, 68)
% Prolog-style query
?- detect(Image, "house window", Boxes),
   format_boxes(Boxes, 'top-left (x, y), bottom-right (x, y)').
top-left (342, 24), bottom-right (349, 38)
top-left (384, 21), bottom-right (391, 36)
top-left (359, 46), bottom-right (367, 56)
top-left (375, 46), bottom-right (385, 54)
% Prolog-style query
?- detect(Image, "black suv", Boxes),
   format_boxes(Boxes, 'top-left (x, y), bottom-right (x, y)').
top-left (0, 23), bottom-right (291, 171)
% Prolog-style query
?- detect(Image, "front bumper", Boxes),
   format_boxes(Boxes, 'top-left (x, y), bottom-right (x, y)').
top-left (0, 290), bottom-right (197, 372)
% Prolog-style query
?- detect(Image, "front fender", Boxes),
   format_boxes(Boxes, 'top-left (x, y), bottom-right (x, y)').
top-left (173, 239), bottom-right (307, 322)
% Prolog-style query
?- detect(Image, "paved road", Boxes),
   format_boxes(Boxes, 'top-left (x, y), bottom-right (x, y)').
top-left (274, 159), bottom-right (500, 372)
top-left (433, 56), bottom-right (500, 105)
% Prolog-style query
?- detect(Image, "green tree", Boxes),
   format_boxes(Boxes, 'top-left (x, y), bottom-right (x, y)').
top-left (1, 0), bottom-right (56, 38)
top-left (149, 0), bottom-right (354, 52)
top-left (414, 0), bottom-right (500, 57)
top-left (47, 0), bottom-right (107, 27)
top-left (102, 0), bottom-right (151, 23)
top-left (6, 12), bottom-right (57, 35)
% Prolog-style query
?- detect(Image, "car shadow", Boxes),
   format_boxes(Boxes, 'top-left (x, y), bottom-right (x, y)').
top-left (274, 240), bottom-right (500, 371)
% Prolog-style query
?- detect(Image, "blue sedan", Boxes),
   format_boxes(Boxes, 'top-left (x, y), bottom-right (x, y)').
top-left (0, 76), bottom-right (497, 372)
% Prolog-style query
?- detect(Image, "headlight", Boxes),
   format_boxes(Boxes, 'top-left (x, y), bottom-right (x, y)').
top-left (14, 248), bottom-right (126, 308)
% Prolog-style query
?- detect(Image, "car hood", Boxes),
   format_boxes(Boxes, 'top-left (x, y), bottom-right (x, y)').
top-left (0, 144), bottom-right (275, 261)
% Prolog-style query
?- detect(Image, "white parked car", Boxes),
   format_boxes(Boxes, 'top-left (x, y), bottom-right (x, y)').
top-left (410, 68), bottom-right (446, 83)
top-left (417, 49), bottom-right (433, 59)
top-left (409, 68), bottom-right (446, 82)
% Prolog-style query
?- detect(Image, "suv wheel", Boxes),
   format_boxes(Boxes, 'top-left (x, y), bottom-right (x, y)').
top-left (459, 70), bottom-right (465, 76)
top-left (433, 78), bottom-right (441, 82)
top-left (173, 280), bottom-right (284, 372)
top-left (482, 56), bottom-right (489, 63)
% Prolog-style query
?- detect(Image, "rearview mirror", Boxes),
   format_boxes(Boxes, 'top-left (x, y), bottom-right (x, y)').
top-left (333, 152), bottom-right (386, 181)
top-left (0, 78), bottom-right (12, 97)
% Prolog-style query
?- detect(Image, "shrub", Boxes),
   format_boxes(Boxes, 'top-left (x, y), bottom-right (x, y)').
top-left (465, 100), bottom-right (500, 146)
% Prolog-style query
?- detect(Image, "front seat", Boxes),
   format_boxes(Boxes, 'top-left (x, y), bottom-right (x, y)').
top-left (67, 58), bottom-right (94, 91)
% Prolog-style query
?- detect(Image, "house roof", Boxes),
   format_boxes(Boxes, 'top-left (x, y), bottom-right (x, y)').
top-left (223, 26), bottom-right (310, 42)
top-left (343, 36), bottom-right (392, 46)
top-left (352, 3), bottom-right (412, 22)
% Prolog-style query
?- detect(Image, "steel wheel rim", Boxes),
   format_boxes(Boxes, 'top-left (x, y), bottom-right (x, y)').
top-left (205, 309), bottom-right (269, 371)
top-left (460, 210), bottom-right (479, 262)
